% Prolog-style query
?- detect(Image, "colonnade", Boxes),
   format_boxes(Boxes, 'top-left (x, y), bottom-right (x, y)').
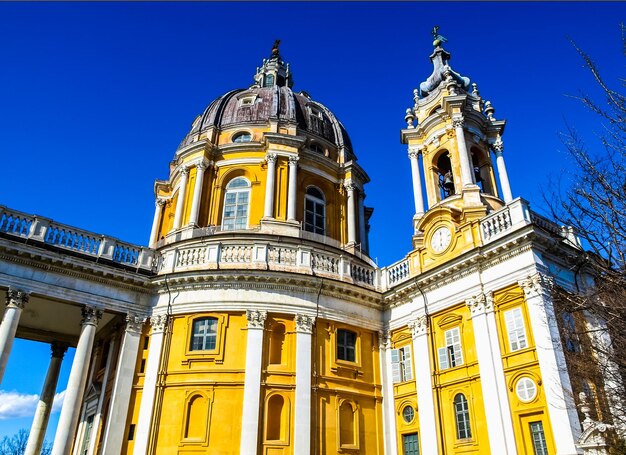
top-left (407, 117), bottom-right (513, 221)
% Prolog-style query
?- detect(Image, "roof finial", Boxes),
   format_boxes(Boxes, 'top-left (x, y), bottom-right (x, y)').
top-left (270, 39), bottom-right (281, 59)
top-left (431, 26), bottom-right (448, 47)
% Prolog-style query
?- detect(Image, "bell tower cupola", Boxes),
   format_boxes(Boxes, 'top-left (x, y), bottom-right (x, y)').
top-left (401, 27), bottom-right (514, 249)
top-left (253, 39), bottom-right (294, 88)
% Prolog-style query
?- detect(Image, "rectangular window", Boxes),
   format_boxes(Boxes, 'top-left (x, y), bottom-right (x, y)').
top-left (80, 415), bottom-right (94, 455)
top-left (437, 327), bottom-right (463, 370)
top-left (143, 336), bottom-right (149, 350)
top-left (391, 345), bottom-right (413, 383)
top-left (337, 329), bottom-right (356, 362)
top-left (191, 317), bottom-right (218, 351)
top-left (505, 307), bottom-right (528, 351)
top-left (128, 423), bottom-right (136, 441)
top-left (529, 421), bottom-right (548, 455)
top-left (402, 433), bottom-right (420, 455)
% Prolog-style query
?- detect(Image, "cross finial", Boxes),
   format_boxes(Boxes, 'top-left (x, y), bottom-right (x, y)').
top-left (431, 25), bottom-right (448, 47)
top-left (270, 39), bottom-right (281, 59)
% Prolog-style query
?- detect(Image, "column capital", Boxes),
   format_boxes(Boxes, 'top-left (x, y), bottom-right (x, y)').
top-left (491, 136), bottom-right (504, 153)
top-left (196, 162), bottom-right (207, 173)
top-left (452, 115), bottom-right (465, 129)
top-left (180, 166), bottom-right (190, 176)
top-left (149, 314), bottom-right (168, 333)
top-left (155, 198), bottom-right (166, 207)
top-left (295, 314), bottom-right (315, 334)
top-left (466, 292), bottom-right (494, 316)
top-left (125, 313), bottom-right (145, 335)
top-left (246, 309), bottom-right (267, 329)
top-left (51, 342), bottom-right (69, 359)
top-left (288, 155), bottom-right (300, 165)
top-left (344, 182), bottom-right (356, 192)
top-left (6, 287), bottom-right (29, 309)
top-left (266, 153), bottom-right (278, 164)
top-left (408, 315), bottom-right (428, 338)
top-left (407, 145), bottom-right (423, 160)
top-left (378, 330), bottom-right (391, 350)
top-left (519, 272), bottom-right (554, 299)
top-left (81, 306), bottom-right (103, 327)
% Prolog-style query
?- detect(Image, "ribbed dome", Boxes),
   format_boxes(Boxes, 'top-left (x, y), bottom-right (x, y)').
top-left (177, 86), bottom-right (354, 157)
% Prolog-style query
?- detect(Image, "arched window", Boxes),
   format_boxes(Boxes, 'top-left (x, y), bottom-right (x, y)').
top-left (436, 152), bottom-right (454, 199)
top-left (222, 177), bottom-right (250, 231)
top-left (233, 132), bottom-right (252, 143)
top-left (453, 394), bottom-right (472, 439)
top-left (190, 317), bottom-right (218, 351)
top-left (266, 395), bottom-right (285, 441)
top-left (263, 74), bottom-right (274, 87)
top-left (269, 323), bottom-right (286, 365)
top-left (304, 187), bottom-right (325, 235)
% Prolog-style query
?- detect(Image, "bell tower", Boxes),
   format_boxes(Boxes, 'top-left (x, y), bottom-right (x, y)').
top-left (401, 28), bottom-right (514, 263)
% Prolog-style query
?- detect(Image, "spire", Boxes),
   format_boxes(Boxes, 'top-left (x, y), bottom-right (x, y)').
top-left (253, 40), bottom-right (294, 88)
top-left (419, 26), bottom-right (470, 97)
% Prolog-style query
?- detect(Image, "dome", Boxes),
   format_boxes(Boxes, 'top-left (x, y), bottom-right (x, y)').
top-left (176, 42), bottom-right (354, 160)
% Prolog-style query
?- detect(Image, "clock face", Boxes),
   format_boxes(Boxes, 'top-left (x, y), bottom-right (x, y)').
top-left (430, 226), bottom-right (452, 253)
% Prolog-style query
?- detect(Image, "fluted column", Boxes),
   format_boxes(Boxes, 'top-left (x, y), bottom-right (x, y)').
top-left (25, 343), bottom-right (68, 455)
top-left (0, 287), bottom-right (28, 384)
top-left (345, 183), bottom-right (356, 244)
top-left (52, 306), bottom-right (102, 455)
top-left (188, 162), bottom-right (207, 226)
top-left (520, 274), bottom-right (580, 454)
top-left (149, 199), bottom-right (165, 247)
top-left (294, 314), bottom-right (314, 455)
top-left (101, 314), bottom-right (144, 455)
top-left (287, 156), bottom-right (299, 221)
top-left (466, 293), bottom-right (516, 454)
top-left (492, 137), bottom-right (513, 203)
top-left (172, 167), bottom-right (189, 230)
top-left (263, 153), bottom-right (277, 218)
top-left (452, 116), bottom-right (474, 187)
top-left (379, 331), bottom-right (398, 455)
top-left (409, 316), bottom-right (438, 455)
top-left (240, 310), bottom-right (267, 454)
top-left (408, 146), bottom-right (425, 216)
top-left (133, 314), bottom-right (168, 455)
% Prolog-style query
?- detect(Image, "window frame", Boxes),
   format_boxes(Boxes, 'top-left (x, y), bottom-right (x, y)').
top-left (402, 432), bottom-right (420, 455)
top-left (453, 393), bottom-right (472, 440)
top-left (337, 328), bottom-right (357, 363)
top-left (529, 421), bottom-right (549, 455)
top-left (190, 317), bottom-right (219, 352)
top-left (504, 307), bottom-right (528, 352)
top-left (221, 177), bottom-right (251, 231)
top-left (391, 345), bottom-right (414, 383)
top-left (438, 327), bottom-right (464, 370)
top-left (304, 186), bottom-right (326, 236)
top-left (232, 131), bottom-right (253, 143)
top-left (184, 314), bottom-right (228, 364)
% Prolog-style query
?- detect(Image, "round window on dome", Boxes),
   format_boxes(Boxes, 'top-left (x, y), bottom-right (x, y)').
top-left (402, 405), bottom-right (415, 423)
top-left (233, 132), bottom-right (252, 143)
top-left (515, 377), bottom-right (537, 402)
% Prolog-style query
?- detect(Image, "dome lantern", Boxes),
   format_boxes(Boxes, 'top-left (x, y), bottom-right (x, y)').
top-left (253, 39), bottom-right (294, 89)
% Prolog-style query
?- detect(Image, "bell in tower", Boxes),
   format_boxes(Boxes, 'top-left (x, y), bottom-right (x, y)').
top-left (401, 27), bottom-right (514, 248)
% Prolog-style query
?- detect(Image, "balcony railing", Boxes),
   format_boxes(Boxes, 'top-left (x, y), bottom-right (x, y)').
top-left (0, 206), bottom-right (156, 272)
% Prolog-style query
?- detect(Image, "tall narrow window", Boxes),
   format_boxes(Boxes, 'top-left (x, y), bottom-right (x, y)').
top-left (80, 415), bottom-right (94, 455)
top-left (339, 401), bottom-right (356, 447)
top-left (391, 345), bottom-right (413, 383)
top-left (304, 187), bottom-right (325, 235)
top-left (529, 421), bottom-right (549, 455)
top-left (438, 327), bottom-right (463, 370)
top-left (222, 177), bottom-right (250, 231)
top-left (402, 433), bottom-right (420, 455)
top-left (269, 323), bottom-right (286, 365)
top-left (264, 74), bottom-right (274, 87)
top-left (337, 329), bottom-right (356, 362)
top-left (505, 307), bottom-right (528, 351)
top-left (453, 394), bottom-right (472, 440)
top-left (190, 317), bottom-right (218, 351)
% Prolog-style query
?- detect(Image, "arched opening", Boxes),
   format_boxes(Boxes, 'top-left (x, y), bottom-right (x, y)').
top-left (304, 186), bottom-right (326, 235)
top-left (339, 401), bottom-right (356, 446)
top-left (470, 146), bottom-right (495, 195)
top-left (266, 394), bottom-right (285, 441)
top-left (184, 394), bottom-right (208, 440)
top-left (453, 393), bottom-right (472, 440)
top-left (269, 323), bottom-right (286, 365)
top-left (436, 152), bottom-right (455, 200)
top-left (222, 177), bottom-right (251, 231)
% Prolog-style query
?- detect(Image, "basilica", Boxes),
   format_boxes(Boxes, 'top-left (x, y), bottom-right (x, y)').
top-left (0, 37), bottom-right (620, 455)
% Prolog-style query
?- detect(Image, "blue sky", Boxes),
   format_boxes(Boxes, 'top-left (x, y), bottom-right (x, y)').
top-left (1, 1), bottom-right (624, 443)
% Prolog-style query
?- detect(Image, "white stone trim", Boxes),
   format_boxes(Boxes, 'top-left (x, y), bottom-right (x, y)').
top-left (379, 331), bottom-right (398, 455)
top-left (294, 314), bottom-right (314, 454)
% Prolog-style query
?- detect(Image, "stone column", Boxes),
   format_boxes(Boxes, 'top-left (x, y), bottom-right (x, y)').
top-left (52, 306), bottom-right (102, 455)
top-left (240, 310), bottom-right (267, 454)
top-left (520, 273), bottom-right (580, 454)
top-left (25, 343), bottom-right (68, 455)
top-left (172, 167), bottom-right (189, 230)
top-left (133, 314), bottom-right (168, 455)
top-left (345, 183), bottom-right (356, 244)
top-left (0, 287), bottom-right (28, 384)
top-left (101, 314), bottom-right (144, 455)
top-left (358, 191), bottom-right (366, 251)
top-left (408, 146), bottom-right (425, 216)
top-left (492, 137), bottom-right (513, 203)
top-left (466, 293), bottom-right (517, 454)
top-left (188, 162), bottom-right (207, 226)
top-left (287, 156), bottom-right (299, 221)
top-left (263, 153), bottom-right (277, 219)
top-left (379, 331), bottom-right (398, 455)
top-left (149, 199), bottom-right (165, 247)
top-left (408, 316), bottom-right (438, 455)
top-left (294, 314), bottom-right (314, 455)
top-left (452, 116), bottom-right (474, 187)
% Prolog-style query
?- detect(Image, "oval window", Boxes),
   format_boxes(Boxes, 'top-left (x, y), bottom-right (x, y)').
top-left (515, 377), bottom-right (537, 402)
top-left (233, 132), bottom-right (252, 143)
top-left (402, 405), bottom-right (415, 423)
